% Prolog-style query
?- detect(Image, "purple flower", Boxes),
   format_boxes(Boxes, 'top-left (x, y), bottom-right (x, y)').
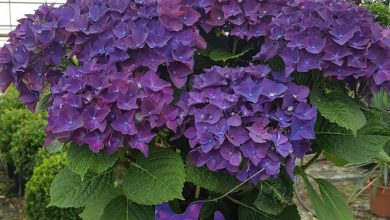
top-left (241, 141), bottom-right (269, 166)
top-left (52, 107), bottom-right (83, 133)
top-left (178, 65), bottom-right (316, 182)
top-left (233, 77), bottom-right (262, 103)
top-left (272, 133), bottom-right (293, 157)
top-left (247, 120), bottom-right (272, 143)
top-left (111, 111), bottom-right (137, 135)
top-left (261, 78), bottom-right (288, 100)
top-left (220, 142), bottom-right (242, 166)
top-left (261, 157), bottom-right (280, 176)
top-left (156, 202), bottom-right (225, 220)
top-left (290, 117), bottom-right (316, 141)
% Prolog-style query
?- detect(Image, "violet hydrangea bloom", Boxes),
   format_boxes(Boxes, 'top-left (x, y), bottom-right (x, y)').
top-left (45, 62), bottom-right (177, 155)
top-left (177, 65), bottom-right (317, 183)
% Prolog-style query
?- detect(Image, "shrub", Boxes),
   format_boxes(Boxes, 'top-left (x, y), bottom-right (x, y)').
top-left (364, 2), bottom-right (390, 26)
top-left (0, 109), bottom-right (33, 162)
top-left (9, 112), bottom-right (47, 180)
top-left (0, 86), bottom-right (23, 112)
top-left (24, 153), bottom-right (81, 220)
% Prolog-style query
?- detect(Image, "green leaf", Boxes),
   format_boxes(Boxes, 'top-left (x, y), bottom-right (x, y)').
top-left (199, 202), bottom-right (217, 220)
top-left (201, 33), bottom-right (253, 62)
top-left (67, 143), bottom-right (118, 180)
top-left (207, 45), bottom-right (253, 62)
top-left (274, 205), bottom-right (300, 220)
top-left (49, 168), bottom-right (114, 208)
top-left (254, 172), bottom-right (293, 215)
top-left (315, 111), bottom-right (390, 163)
top-left (237, 206), bottom-right (263, 220)
top-left (36, 93), bottom-right (51, 112)
top-left (79, 187), bottom-right (122, 220)
top-left (123, 147), bottom-right (185, 205)
top-left (311, 89), bottom-right (366, 134)
top-left (100, 195), bottom-right (154, 220)
top-left (385, 141), bottom-right (390, 155)
top-left (315, 179), bottom-right (354, 220)
top-left (46, 140), bottom-right (64, 154)
top-left (371, 88), bottom-right (390, 111)
top-left (238, 204), bottom-right (300, 220)
top-left (323, 151), bottom-right (349, 167)
top-left (376, 149), bottom-right (390, 163)
top-left (185, 165), bottom-right (241, 194)
top-left (300, 169), bottom-right (354, 220)
top-left (301, 173), bottom-right (333, 220)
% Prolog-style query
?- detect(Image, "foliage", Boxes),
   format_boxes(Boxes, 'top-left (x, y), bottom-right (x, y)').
top-left (122, 147), bottom-right (185, 205)
top-left (9, 112), bottom-right (46, 179)
top-left (0, 86), bottom-right (23, 111)
top-left (0, 108), bottom-right (34, 162)
top-left (25, 153), bottom-right (81, 220)
top-left (364, 2), bottom-right (390, 26)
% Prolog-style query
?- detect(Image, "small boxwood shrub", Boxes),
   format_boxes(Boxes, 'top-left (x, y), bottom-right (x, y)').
top-left (0, 86), bottom-right (24, 112)
top-left (0, 108), bottom-right (46, 179)
top-left (9, 112), bottom-right (46, 180)
top-left (364, 2), bottom-right (390, 26)
top-left (0, 85), bottom-right (47, 180)
top-left (24, 153), bottom-right (81, 220)
top-left (0, 109), bottom-right (33, 162)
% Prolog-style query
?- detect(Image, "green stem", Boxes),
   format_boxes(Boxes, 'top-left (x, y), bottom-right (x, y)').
top-left (195, 185), bottom-right (201, 199)
top-left (302, 151), bottom-right (322, 170)
top-left (232, 39), bottom-right (238, 55)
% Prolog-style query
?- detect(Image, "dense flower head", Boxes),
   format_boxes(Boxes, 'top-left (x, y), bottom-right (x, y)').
top-left (45, 62), bottom-right (177, 155)
top-left (177, 65), bottom-right (316, 182)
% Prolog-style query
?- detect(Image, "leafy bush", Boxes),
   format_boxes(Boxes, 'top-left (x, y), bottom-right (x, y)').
top-left (0, 109), bottom-right (33, 161)
top-left (0, 86), bottom-right (24, 112)
top-left (9, 112), bottom-right (47, 180)
top-left (364, 2), bottom-right (390, 26)
top-left (24, 153), bottom-right (81, 220)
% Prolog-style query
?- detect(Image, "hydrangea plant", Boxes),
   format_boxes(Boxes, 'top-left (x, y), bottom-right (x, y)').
top-left (2, 0), bottom-right (390, 219)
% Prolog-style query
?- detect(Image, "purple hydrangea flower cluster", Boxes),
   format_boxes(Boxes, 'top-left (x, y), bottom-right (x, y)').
top-left (0, 0), bottom-right (206, 111)
top-left (0, 4), bottom-right (66, 111)
top-left (197, 0), bottom-right (390, 92)
top-left (45, 62), bottom-right (177, 155)
top-left (177, 65), bottom-right (316, 182)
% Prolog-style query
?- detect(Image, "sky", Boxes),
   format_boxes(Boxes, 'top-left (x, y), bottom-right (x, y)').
top-left (0, 0), bottom-right (66, 45)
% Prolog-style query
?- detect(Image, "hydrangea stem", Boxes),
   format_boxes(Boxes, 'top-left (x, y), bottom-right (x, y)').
top-left (232, 39), bottom-right (238, 55)
top-left (195, 185), bottom-right (201, 199)
top-left (302, 151), bottom-right (322, 170)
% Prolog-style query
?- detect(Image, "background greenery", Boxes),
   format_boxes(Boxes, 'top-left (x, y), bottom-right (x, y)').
top-left (24, 152), bottom-right (81, 220)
